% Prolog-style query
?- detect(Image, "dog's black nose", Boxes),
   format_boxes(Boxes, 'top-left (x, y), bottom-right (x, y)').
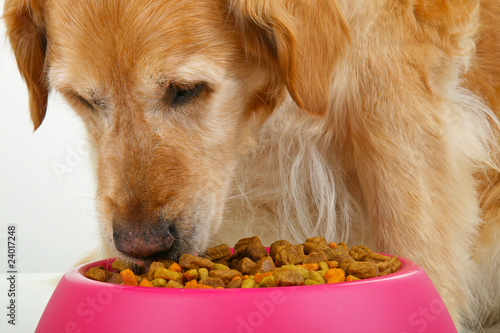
top-left (113, 219), bottom-right (176, 258)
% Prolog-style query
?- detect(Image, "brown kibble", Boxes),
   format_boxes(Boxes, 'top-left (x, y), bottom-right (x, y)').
top-left (209, 269), bottom-right (243, 284)
top-left (388, 256), bottom-right (402, 272)
top-left (269, 240), bottom-right (291, 260)
top-left (166, 280), bottom-right (184, 288)
top-left (250, 257), bottom-right (276, 275)
top-left (179, 254), bottom-right (214, 270)
top-left (349, 245), bottom-right (372, 261)
top-left (214, 259), bottom-right (229, 267)
top-left (86, 236), bottom-right (401, 289)
top-left (376, 261), bottom-right (390, 272)
top-left (228, 258), bottom-right (240, 270)
top-left (273, 269), bottom-right (304, 287)
top-left (199, 277), bottom-right (225, 289)
top-left (243, 242), bottom-right (268, 262)
top-left (86, 266), bottom-right (113, 282)
top-left (234, 236), bottom-right (262, 255)
top-left (111, 259), bottom-right (133, 273)
top-left (302, 252), bottom-right (328, 264)
top-left (107, 273), bottom-right (123, 284)
top-left (203, 244), bottom-right (232, 261)
top-left (339, 256), bottom-right (355, 272)
top-left (305, 237), bottom-right (329, 246)
top-left (226, 277), bottom-right (243, 288)
top-left (276, 245), bottom-right (304, 265)
top-left (330, 245), bottom-right (350, 258)
top-left (348, 261), bottom-right (380, 279)
top-left (236, 257), bottom-right (257, 275)
top-left (302, 242), bottom-right (335, 260)
top-left (302, 242), bottom-right (323, 255)
top-left (368, 252), bottom-right (391, 262)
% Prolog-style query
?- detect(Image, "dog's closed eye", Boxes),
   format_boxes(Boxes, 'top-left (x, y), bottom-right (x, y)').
top-left (73, 93), bottom-right (96, 112)
top-left (70, 91), bottom-right (107, 113)
top-left (164, 82), bottom-right (208, 107)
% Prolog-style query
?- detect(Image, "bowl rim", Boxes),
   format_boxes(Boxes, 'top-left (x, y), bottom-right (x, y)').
top-left (66, 253), bottom-right (423, 293)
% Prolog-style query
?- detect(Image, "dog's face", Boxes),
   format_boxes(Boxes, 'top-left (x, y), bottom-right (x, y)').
top-left (47, 0), bottom-right (273, 261)
top-left (4, 0), bottom-right (348, 262)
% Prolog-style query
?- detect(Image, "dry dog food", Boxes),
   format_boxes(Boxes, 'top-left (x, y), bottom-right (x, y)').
top-left (86, 236), bottom-right (401, 289)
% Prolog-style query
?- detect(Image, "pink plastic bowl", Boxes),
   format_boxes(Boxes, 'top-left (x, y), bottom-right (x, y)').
top-left (36, 256), bottom-right (457, 333)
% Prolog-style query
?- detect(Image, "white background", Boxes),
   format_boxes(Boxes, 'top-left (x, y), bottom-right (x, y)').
top-left (1, 0), bottom-right (101, 330)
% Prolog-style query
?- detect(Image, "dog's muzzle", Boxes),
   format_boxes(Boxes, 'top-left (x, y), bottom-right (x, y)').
top-left (113, 218), bottom-right (176, 258)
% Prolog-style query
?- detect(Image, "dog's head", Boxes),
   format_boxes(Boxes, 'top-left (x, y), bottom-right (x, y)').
top-left (4, 0), bottom-right (348, 262)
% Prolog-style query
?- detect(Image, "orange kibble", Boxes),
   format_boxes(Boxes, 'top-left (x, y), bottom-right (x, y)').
top-left (323, 268), bottom-right (335, 281)
top-left (254, 272), bottom-right (273, 284)
top-left (231, 276), bottom-right (243, 282)
top-left (328, 242), bottom-right (338, 248)
top-left (185, 280), bottom-right (199, 288)
top-left (168, 262), bottom-right (182, 273)
top-left (346, 275), bottom-right (361, 282)
top-left (139, 277), bottom-right (154, 287)
top-left (253, 273), bottom-right (264, 283)
top-left (120, 269), bottom-right (138, 286)
top-left (197, 284), bottom-right (215, 289)
top-left (324, 268), bottom-right (344, 281)
top-left (242, 275), bottom-right (251, 280)
top-left (184, 279), bottom-right (215, 289)
top-left (325, 269), bottom-right (346, 284)
top-left (299, 263), bottom-right (319, 271)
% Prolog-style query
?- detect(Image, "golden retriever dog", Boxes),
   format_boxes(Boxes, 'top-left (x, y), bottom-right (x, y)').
top-left (4, 0), bottom-right (500, 331)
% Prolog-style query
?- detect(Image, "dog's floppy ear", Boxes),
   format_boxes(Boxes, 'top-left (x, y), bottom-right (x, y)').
top-left (3, 0), bottom-right (48, 130)
top-left (231, 0), bottom-right (349, 116)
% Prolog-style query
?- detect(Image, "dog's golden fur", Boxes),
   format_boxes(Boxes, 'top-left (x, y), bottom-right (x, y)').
top-left (4, 0), bottom-right (500, 331)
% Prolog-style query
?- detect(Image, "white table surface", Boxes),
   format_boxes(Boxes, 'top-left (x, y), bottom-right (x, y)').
top-left (1, 273), bottom-right (62, 333)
